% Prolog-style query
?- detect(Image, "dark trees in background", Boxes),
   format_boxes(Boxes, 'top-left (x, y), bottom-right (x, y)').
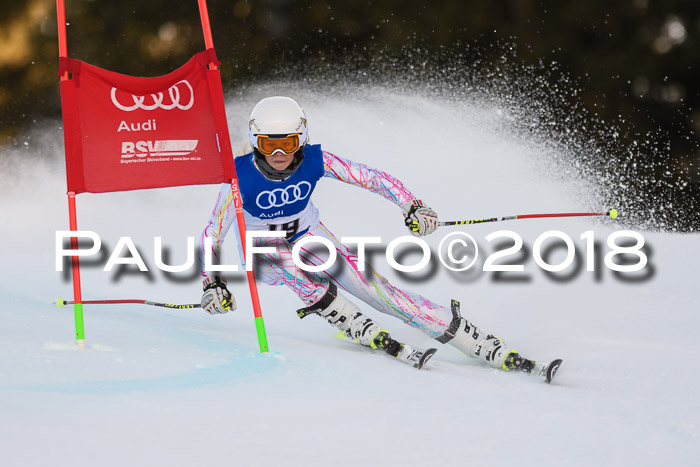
top-left (1, 0), bottom-right (698, 223)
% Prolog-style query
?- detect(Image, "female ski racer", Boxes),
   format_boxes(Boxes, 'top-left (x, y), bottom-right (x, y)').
top-left (199, 96), bottom-right (560, 381)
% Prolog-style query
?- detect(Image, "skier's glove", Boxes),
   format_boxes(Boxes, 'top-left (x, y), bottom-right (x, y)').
top-left (201, 275), bottom-right (235, 314)
top-left (402, 200), bottom-right (439, 237)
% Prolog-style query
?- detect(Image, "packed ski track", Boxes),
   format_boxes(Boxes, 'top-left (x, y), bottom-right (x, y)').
top-left (1, 89), bottom-right (698, 466)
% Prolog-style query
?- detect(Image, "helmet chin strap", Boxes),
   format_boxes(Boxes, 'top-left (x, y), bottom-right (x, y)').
top-left (253, 147), bottom-right (305, 181)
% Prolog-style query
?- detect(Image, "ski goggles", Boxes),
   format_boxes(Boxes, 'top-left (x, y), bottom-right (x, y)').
top-left (256, 134), bottom-right (301, 156)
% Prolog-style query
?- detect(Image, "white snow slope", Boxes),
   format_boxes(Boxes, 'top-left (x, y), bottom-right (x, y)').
top-left (1, 88), bottom-right (698, 467)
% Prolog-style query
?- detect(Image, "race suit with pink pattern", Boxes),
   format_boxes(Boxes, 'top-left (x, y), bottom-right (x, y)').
top-left (200, 149), bottom-right (452, 338)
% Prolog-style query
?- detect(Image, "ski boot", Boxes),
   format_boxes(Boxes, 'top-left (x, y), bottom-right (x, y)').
top-left (296, 282), bottom-right (384, 347)
top-left (437, 300), bottom-right (562, 383)
top-left (436, 300), bottom-right (509, 368)
top-left (297, 283), bottom-right (437, 369)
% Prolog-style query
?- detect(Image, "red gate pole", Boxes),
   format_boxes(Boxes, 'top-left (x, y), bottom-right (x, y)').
top-left (197, 0), bottom-right (269, 353)
top-left (57, 0), bottom-right (86, 348)
top-left (57, 0), bottom-right (68, 79)
top-left (198, 0), bottom-right (215, 52)
top-left (67, 193), bottom-right (85, 348)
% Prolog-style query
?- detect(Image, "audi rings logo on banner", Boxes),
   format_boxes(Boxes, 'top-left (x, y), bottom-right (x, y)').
top-left (256, 182), bottom-right (312, 209)
top-left (110, 80), bottom-right (195, 112)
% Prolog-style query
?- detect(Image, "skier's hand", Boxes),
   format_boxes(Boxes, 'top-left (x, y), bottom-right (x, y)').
top-left (402, 200), bottom-right (439, 237)
top-left (201, 275), bottom-right (235, 314)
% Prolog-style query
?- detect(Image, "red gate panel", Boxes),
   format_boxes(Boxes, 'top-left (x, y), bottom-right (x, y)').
top-left (59, 49), bottom-right (233, 194)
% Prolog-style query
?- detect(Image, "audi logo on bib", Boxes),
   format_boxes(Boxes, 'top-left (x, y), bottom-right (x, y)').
top-left (256, 182), bottom-right (312, 209)
top-left (110, 80), bottom-right (195, 112)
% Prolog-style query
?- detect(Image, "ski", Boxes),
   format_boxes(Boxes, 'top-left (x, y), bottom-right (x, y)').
top-left (394, 343), bottom-right (438, 369)
top-left (534, 359), bottom-right (563, 384)
top-left (336, 330), bottom-right (438, 370)
top-left (374, 331), bottom-right (437, 370)
top-left (504, 351), bottom-right (563, 383)
top-left (520, 358), bottom-right (563, 383)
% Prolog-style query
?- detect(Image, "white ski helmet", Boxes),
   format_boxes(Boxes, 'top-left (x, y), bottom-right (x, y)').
top-left (248, 96), bottom-right (308, 156)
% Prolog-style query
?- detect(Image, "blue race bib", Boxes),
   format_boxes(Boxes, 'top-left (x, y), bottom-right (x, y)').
top-left (235, 144), bottom-right (324, 220)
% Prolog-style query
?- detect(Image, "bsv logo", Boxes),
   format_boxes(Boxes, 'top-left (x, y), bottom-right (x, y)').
top-left (111, 80), bottom-right (194, 112)
top-left (256, 182), bottom-right (312, 209)
top-left (121, 140), bottom-right (198, 158)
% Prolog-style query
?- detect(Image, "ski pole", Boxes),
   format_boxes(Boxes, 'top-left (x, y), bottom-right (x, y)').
top-left (439, 209), bottom-right (617, 226)
top-left (55, 298), bottom-right (201, 309)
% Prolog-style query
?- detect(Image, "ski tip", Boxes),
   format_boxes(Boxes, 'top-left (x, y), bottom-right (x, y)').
top-left (545, 359), bottom-right (563, 384)
top-left (415, 348), bottom-right (438, 369)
